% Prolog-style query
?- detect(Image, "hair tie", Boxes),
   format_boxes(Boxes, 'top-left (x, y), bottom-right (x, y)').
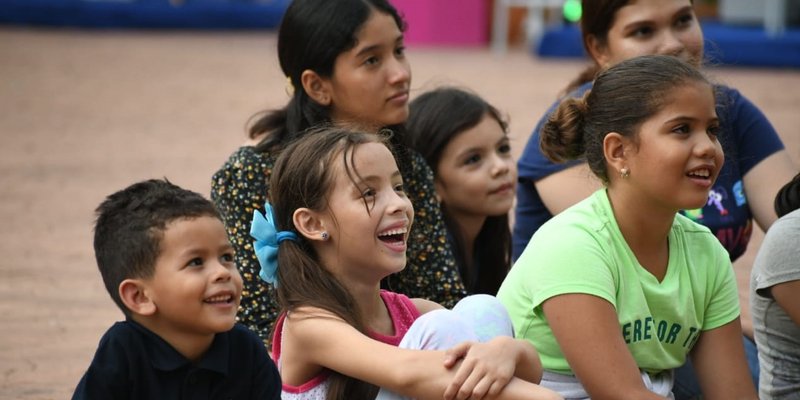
top-left (250, 202), bottom-right (297, 286)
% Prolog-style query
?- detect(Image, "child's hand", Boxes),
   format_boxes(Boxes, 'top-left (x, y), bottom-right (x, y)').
top-left (442, 337), bottom-right (518, 400)
top-left (442, 340), bottom-right (474, 369)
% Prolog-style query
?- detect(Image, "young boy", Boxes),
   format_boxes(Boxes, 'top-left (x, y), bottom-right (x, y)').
top-left (72, 179), bottom-right (281, 399)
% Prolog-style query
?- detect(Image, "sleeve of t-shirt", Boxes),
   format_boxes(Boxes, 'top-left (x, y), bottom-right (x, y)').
top-left (519, 222), bottom-right (618, 310)
top-left (717, 86), bottom-right (785, 175)
top-left (701, 241), bottom-right (741, 331)
top-left (753, 212), bottom-right (800, 293)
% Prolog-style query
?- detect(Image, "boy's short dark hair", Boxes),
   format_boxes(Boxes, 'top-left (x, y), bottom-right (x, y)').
top-left (93, 178), bottom-right (221, 315)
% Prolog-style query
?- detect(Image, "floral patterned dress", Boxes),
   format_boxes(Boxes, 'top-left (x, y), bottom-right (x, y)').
top-left (211, 145), bottom-right (466, 346)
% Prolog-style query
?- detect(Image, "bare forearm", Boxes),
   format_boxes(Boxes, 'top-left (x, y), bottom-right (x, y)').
top-left (513, 339), bottom-right (543, 383)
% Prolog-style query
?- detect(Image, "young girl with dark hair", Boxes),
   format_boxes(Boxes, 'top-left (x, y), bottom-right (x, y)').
top-left (407, 87), bottom-right (515, 295)
top-left (211, 0), bottom-right (466, 346)
top-left (252, 126), bottom-right (561, 400)
top-left (499, 55), bottom-right (757, 399)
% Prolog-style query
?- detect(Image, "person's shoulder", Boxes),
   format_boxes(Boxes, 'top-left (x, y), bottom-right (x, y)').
top-left (404, 148), bottom-right (431, 173)
top-left (713, 84), bottom-right (745, 107)
top-left (381, 289), bottom-right (436, 315)
top-left (764, 209), bottom-right (800, 238)
top-left (545, 190), bottom-right (608, 228)
top-left (219, 146), bottom-right (274, 167)
top-left (98, 320), bottom-right (144, 346)
top-left (224, 324), bottom-right (273, 361)
top-left (673, 212), bottom-right (714, 234)
top-left (84, 321), bottom-right (149, 370)
top-left (777, 207), bottom-right (800, 224)
top-left (673, 213), bottom-right (729, 258)
top-left (227, 322), bottom-right (263, 340)
top-left (212, 146), bottom-right (275, 194)
top-left (673, 213), bottom-right (718, 244)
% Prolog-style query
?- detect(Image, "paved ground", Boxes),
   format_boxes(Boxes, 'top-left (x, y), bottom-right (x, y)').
top-left (0, 27), bottom-right (798, 400)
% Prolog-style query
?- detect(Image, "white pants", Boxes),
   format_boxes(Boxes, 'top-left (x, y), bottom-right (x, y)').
top-left (540, 369), bottom-right (675, 399)
top-left (375, 295), bottom-right (515, 400)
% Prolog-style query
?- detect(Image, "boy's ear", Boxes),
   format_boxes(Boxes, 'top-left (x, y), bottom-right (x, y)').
top-left (300, 69), bottom-right (332, 107)
top-left (119, 279), bottom-right (157, 316)
top-left (603, 132), bottom-right (629, 177)
top-left (293, 207), bottom-right (328, 242)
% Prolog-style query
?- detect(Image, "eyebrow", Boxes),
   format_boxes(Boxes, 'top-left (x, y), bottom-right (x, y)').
top-left (663, 115), bottom-right (719, 125)
top-left (358, 170), bottom-right (402, 184)
top-left (621, 5), bottom-right (694, 29)
top-left (354, 34), bottom-right (404, 58)
top-left (456, 135), bottom-right (509, 157)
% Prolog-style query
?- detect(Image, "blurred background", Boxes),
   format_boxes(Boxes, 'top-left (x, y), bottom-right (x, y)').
top-left (1, 1), bottom-right (798, 399)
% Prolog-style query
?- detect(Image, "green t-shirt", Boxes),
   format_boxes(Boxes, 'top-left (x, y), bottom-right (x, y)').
top-left (498, 190), bottom-right (740, 375)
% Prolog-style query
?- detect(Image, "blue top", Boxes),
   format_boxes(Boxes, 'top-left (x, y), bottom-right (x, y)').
top-left (72, 321), bottom-right (281, 400)
top-left (513, 82), bottom-right (785, 261)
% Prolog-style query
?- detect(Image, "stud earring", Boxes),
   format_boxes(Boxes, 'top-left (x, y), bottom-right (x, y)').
top-left (620, 167), bottom-right (630, 179)
top-left (320, 231), bottom-right (329, 241)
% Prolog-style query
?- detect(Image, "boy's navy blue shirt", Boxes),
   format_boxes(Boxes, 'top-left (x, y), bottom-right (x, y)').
top-left (72, 319), bottom-right (281, 400)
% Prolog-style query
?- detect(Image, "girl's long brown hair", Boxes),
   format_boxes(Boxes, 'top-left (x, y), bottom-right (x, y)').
top-left (269, 127), bottom-right (395, 400)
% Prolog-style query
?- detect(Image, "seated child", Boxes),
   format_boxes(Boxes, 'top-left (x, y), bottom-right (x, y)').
top-left (252, 127), bottom-right (561, 399)
top-left (72, 179), bottom-right (281, 400)
top-left (407, 87), bottom-right (516, 295)
top-left (497, 55), bottom-right (757, 399)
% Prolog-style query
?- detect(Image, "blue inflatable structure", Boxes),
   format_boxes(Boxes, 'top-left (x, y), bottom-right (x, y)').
top-left (0, 0), bottom-right (289, 30)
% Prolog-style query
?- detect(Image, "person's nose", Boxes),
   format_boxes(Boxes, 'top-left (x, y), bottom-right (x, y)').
top-left (387, 57), bottom-right (411, 86)
top-left (387, 189), bottom-right (413, 216)
top-left (212, 259), bottom-right (233, 282)
top-left (490, 153), bottom-right (511, 177)
top-left (695, 131), bottom-right (720, 160)
top-left (659, 30), bottom-right (686, 57)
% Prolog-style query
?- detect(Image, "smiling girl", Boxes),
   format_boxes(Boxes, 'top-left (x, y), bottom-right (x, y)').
top-left (252, 127), bottom-right (561, 400)
top-left (498, 55), bottom-right (757, 399)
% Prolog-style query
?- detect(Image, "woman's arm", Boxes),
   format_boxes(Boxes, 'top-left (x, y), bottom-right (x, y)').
top-left (285, 310), bottom-right (560, 400)
top-left (535, 163), bottom-right (602, 215)
top-left (741, 150), bottom-right (796, 231)
top-left (689, 319), bottom-right (758, 399)
top-left (542, 293), bottom-right (667, 400)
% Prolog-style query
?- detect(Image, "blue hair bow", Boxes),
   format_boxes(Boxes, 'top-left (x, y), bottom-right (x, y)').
top-left (250, 203), bottom-right (297, 286)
